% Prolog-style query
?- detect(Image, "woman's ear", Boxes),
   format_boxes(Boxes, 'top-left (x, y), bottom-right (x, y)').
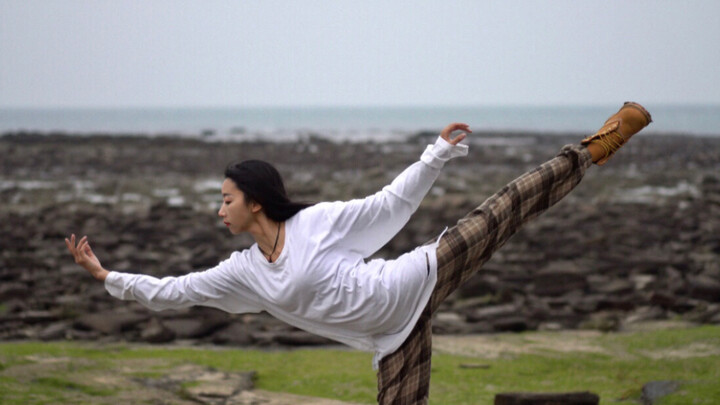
top-left (250, 201), bottom-right (263, 214)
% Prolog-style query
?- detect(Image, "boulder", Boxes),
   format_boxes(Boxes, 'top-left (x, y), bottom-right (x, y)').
top-left (466, 304), bottom-right (519, 323)
top-left (140, 318), bottom-right (176, 343)
top-left (211, 322), bottom-right (255, 346)
top-left (38, 321), bottom-right (72, 340)
top-left (432, 312), bottom-right (472, 334)
top-left (641, 381), bottom-right (680, 405)
top-left (163, 316), bottom-right (230, 339)
top-left (0, 282), bottom-right (30, 300)
top-left (74, 312), bottom-right (149, 334)
top-left (687, 275), bottom-right (720, 302)
top-left (533, 268), bottom-right (587, 297)
top-left (492, 317), bottom-right (530, 332)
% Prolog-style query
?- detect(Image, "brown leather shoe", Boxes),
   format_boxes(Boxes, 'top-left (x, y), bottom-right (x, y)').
top-left (581, 102), bottom-right (652, 165)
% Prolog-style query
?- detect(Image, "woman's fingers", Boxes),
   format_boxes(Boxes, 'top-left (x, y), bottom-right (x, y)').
top-left (441, 122), bottom-right (472, 145)
top-left (65, 234), bottom-right (77, 257)
top-left (65, 234), bottom-right (90, 263)
top-left (77, 237), bottom-right (90, 261)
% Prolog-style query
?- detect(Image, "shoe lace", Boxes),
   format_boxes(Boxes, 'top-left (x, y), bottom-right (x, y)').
top-left (594, 131), bottom-right (625, 159)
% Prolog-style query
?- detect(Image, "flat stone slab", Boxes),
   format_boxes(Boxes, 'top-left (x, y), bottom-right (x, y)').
top-left (495, 391), bottom-right (599, 405)
top-left (228, 389), bottom-right (364, 405)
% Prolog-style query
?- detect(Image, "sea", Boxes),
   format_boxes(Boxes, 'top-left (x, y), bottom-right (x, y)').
top-left (1, 104), bottom-right (718, 142)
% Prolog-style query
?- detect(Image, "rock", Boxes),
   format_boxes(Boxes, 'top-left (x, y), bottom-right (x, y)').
top-left (38, 321), bottom-right (71, 340)
top-left (537, 322), bottom-right (564, 331)
top-left (136, 364), bottom-right (255, 404)
top-left (163, 316), bottom-right (229, 339)
top-left (579, 312), bottom-right (621, 332)
top-left (663, 266), bottom-right (685, 294)
top-left (459, 363), bottom-right (491, 369)
top-left (0, 298), bottom-right (28, 313)
top-left (0, 282), bottom-right (29, 300)
top-left (623, 306), bottom-right (665, 325)
top-left (494, 391), bottom-right (599, 405)
top-left (140, 318), bottom-right (176, 343)
top-left (457, 274), bottom-right (502, 298)
top-left (596, 296), bottom-right (636, 311)
top-left (183, 370), bottom-right (255, 403)
top-left (492, 317), bottom-right (529, 332)
top-left (211, 322), bottom-right (255, 346)
top-left (571, 295), bottom-right (602, 314)
top-left (452, 295), bottom-right (496, 312)
top-left (631, 274), bottom-right (656, 291)
top-left (649, 291), bottom-right (678, 309)
top-left (687, 275), bottom-right (720, 302)
top-left (466, 304), bottom-right (519, 323)
top-left (227, 389), bottom-right (363, 405)
top-left (3, 310), bottom-right (59, 324)
top-left (710, 311), bottom-right (720, 324)
top-left (75, 312), bottom-right (149, 334)
top-left (594, 280), bottom-right (634, 295)
top-left (66, 328), bottom-right (101, 340)
top-left (641, 380), bottom-right (680, 405)
top-left (247, 330), bottom-right (336, 347)
top-left (273, 330), bottom-right (336, 346)
top-left (682, 303), bottom-right (720, 323)
top-left (432, 312), bottom-right (472, 334)
top-left (533, 269), bottom-right (587, 297)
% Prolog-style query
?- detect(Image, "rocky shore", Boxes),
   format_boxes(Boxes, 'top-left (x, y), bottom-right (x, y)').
top-left (1, 131), bottom-right (719, 347)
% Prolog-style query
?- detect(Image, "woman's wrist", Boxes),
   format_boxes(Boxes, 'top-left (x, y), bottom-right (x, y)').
top-left (95, 268), bottom-right (110, 281)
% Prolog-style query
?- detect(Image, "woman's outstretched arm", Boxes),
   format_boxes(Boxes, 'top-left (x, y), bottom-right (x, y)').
top-left (326, 123), bottom-right (470, 257)
top-left (65, 234), bottom-right (262, 313)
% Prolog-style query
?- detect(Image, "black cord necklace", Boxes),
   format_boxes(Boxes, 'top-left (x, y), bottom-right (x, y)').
top-left (260, 222), bottom-right (281, 263)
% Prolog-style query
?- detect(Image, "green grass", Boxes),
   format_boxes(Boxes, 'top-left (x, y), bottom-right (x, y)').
top-left (32, 377), bottom-right (117, 397)
top-left (1, 325), bottom-right (719, 404)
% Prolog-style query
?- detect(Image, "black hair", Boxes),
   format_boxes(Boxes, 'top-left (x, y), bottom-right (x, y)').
top-left (224, 160), bottom-right (313, 222)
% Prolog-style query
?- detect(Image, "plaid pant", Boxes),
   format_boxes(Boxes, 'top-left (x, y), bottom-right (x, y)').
top-left (377, 144), bottom-right (593, 404)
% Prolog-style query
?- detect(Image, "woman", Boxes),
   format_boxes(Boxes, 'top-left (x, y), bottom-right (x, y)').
top-left (66, 102), bottom-right (651, 404)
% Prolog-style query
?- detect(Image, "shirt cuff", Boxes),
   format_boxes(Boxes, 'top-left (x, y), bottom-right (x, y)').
top-left (420, 136), bottom-right (469, 169)
top-left (104, 271), bottom-right (131, 300)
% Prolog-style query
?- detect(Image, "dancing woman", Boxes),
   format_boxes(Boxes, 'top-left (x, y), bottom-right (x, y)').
top-left (66, 102), bottom-right (651, 404)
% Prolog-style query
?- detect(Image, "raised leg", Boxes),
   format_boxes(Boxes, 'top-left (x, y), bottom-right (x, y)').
top-left (376, 102), bottom-right (652, 403)
top-left (376, 144), bottom-right (593, 405)
top-left (430, 143), bottom-right (593, 312)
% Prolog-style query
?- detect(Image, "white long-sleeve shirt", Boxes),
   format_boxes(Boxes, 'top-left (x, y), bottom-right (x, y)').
top-left (105, 136), bottom-right (468, 368)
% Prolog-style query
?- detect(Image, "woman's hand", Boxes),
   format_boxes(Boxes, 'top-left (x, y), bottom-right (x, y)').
top-left (65, 234), bottom-right (109, 281)
top-left (440, 123), bottom-right (472, 145)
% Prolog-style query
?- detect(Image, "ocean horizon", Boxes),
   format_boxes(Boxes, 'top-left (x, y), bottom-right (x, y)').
top-left (1, 104), bottom-right (718, 141)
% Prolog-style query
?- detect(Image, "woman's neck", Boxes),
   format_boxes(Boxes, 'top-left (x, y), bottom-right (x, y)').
top-left (250, 217), bottom-right (285, 262)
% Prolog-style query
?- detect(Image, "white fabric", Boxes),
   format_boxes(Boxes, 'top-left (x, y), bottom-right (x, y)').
top-left (105, 136), bottom-right (468, 368)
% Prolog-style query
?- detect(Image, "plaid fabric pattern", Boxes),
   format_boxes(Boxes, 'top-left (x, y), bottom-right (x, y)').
top-left (377, 144), bottom-right (593, 404)
top-left (376, 307), bottom-right (433, 405)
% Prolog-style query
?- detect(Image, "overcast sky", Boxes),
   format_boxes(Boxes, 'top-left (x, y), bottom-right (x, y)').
top-left (1, 0), bottom-right (719, 108)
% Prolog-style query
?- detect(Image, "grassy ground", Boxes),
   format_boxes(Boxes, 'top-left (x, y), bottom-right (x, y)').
top-left (1, 324), bottom-right (719, 404)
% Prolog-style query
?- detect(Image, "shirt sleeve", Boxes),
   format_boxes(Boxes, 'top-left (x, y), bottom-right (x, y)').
top-left (103, 253), bottom-right (263, 314)
top-left (326, 136), bottom-right (468, 257)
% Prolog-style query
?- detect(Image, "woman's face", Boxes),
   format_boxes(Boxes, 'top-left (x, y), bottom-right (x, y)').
top-left (218, 179), bottom-right (258, 234)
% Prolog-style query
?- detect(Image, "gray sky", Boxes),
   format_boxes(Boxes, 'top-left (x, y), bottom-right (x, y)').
top-left (1, 0), bottom-right (719, 108)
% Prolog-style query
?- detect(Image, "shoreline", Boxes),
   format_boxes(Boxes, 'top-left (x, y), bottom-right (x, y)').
top-left (3, 128), bottom-right (720, 144)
